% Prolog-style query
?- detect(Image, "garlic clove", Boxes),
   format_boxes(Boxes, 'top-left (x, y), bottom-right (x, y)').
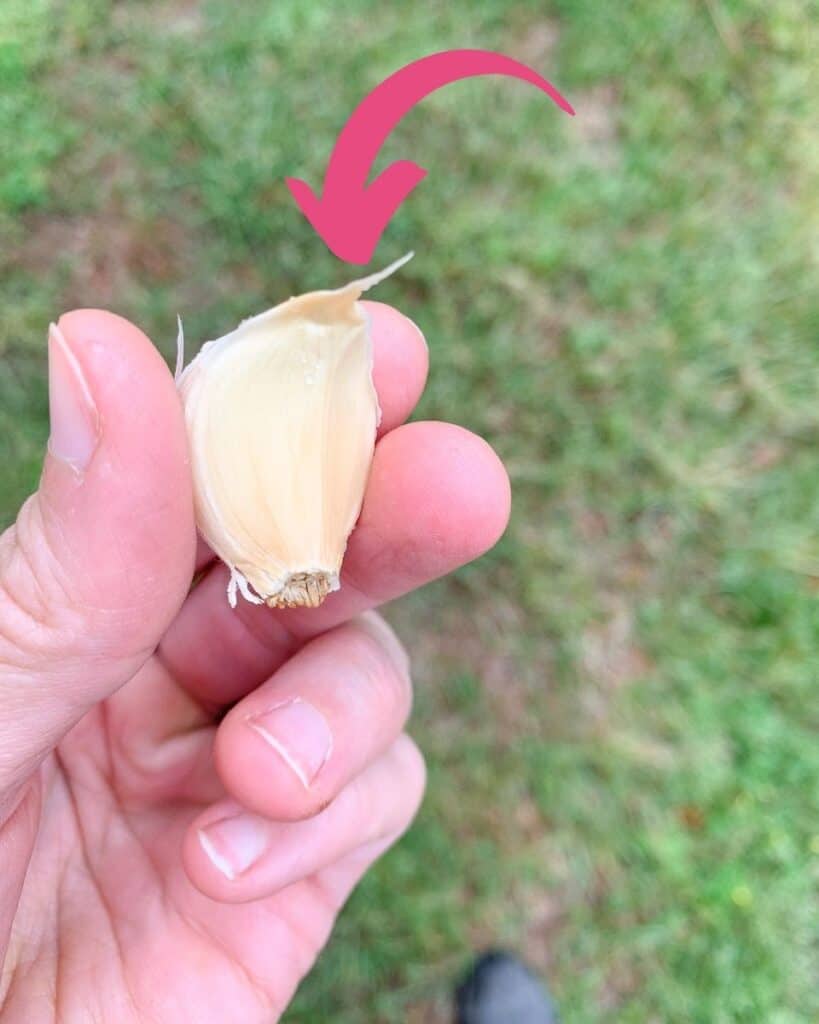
top-left (178, 253), bottom-right (412, 609)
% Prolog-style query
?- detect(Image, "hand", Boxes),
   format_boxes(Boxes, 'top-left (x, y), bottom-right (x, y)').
top-left (0, 305), bottom-right (509, 1022)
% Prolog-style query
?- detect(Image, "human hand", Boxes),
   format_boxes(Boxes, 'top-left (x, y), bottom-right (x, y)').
top-left (0, 305), bottom-right (509, 1022)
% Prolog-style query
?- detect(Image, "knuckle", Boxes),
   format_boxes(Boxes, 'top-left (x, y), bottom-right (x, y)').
top-left (345, 615), bottom-right (413, 720)
top-left (359, 736), bottom-right (427, 845)
top-left (354, 611), bottom-right (411, 676)
top-left (354, 773), bottom-right (395, 847)
top-left (393, 734), bottom-right (427, 811)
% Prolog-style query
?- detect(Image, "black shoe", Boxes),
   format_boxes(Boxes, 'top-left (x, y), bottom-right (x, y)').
top-left (454, 950), bottom-right (558, 1024)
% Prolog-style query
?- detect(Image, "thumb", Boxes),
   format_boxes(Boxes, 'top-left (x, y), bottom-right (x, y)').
top-left (0, 310), bottom-right (195, 798)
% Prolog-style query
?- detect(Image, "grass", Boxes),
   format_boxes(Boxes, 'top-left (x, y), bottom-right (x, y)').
top-left (2, 0), bottom-right (818, 1020)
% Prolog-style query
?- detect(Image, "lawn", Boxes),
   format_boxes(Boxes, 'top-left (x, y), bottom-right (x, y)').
top-left (1, 0), bottom-right (818, 1020)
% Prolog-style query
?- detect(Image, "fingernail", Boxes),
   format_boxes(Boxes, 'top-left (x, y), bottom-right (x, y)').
top-left (246, 698), bottom-right (333, 789)
top-left (198, 814), bottom-right (268, 880)
top-left (47, 322), bottom-right (100, 472)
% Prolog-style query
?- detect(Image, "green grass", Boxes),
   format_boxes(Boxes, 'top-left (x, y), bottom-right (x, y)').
top-left (2, 0), bottom-right (818, 1020)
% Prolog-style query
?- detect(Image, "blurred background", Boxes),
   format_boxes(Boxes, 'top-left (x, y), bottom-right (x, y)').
top-left (1, 1), bottom-right (817, 1020)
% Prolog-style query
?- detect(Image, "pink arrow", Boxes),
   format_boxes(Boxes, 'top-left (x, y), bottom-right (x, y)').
top-left (286, 48), bottom-right (574, 264)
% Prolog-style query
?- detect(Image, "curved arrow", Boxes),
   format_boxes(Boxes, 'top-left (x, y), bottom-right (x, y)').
top-left (285, 48), bottom-right (574, 264)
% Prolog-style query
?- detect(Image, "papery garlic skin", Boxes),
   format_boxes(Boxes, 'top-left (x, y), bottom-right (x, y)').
top-left (178, 254), bottom-right (412, 609)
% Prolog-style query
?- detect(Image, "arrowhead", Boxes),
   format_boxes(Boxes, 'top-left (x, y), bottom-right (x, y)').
top-left (286, 160), bottom-right (427, 265)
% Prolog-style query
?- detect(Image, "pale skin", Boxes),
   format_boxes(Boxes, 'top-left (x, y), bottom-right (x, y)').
top-left (0, 303), bottom-right (510, 1022)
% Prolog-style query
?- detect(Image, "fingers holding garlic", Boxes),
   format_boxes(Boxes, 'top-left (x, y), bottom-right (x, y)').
top-left (177, 254), bottom-right (412, 609)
